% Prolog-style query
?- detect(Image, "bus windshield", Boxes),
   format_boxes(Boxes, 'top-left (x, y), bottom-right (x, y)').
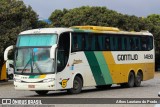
top-left (15, 34), bottom-right (57, 74)
top-left (15, 48), bottom-right (54, 74)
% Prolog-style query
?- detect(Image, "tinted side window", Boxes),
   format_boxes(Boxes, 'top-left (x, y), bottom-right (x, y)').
top-left (141, 37), bottom-right (147, 51)
top-left (110, 36), bottom-right (115, 51)
top-left (141, 36), bottom-right (153, 51)
top-left (85, 34), bottom-right (95, 51)
top-left (147, 36), bottom-right (153, 50)
top-left (104, 36), bottom-right (110, 50)
top-left (72, 33), bottom-right (83, 52)
top-left (72, 33), bottom-right (153, 52)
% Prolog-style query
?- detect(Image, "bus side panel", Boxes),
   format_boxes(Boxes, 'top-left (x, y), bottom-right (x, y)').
top-left (109, 50), bottom-right (154, 83)
top-left (103, 51), bottom-right (127, 84)
top-left (84, 51), bottom-right (113, 86)
top-left (144, 63), bottom-right (154, 80)
top-left (56, 52), bottom-right (97, 90)
top-left (57, 50), bottom-right (155, 90)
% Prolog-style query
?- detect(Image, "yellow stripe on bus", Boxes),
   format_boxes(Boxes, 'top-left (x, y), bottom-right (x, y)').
top-left (39, 75), bottom-right (46, 78)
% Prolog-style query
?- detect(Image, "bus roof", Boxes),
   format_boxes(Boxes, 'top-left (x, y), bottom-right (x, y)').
top-left (19, 28), bottom-right (73, 35)
top-left (71, 26), bottom-right (153, 36)
top-left (71, 26), bottom-right (120, 32)
top-left (19, 26), bottom-right (152, 36)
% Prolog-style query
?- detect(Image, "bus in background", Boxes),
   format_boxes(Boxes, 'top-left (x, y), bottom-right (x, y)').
top-left (6, 60), bottom-right (14, 79)
top-left (4, 26), bottom-right (154, 95)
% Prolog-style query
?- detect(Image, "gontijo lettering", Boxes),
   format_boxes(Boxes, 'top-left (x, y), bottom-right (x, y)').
top-left (117, 54), bottom-right (138, 61)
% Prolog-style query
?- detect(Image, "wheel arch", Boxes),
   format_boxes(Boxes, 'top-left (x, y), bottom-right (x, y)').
top-left (121, 70), bottom-right (136, 88)
top-left (71, 73), bottom-right (84, 87)
top-left (75, 74), bottom-right (84, 87)
top-left (129, 70), bottom-right (136, 78)
top-left (67, 73), bottom-right (84, 94)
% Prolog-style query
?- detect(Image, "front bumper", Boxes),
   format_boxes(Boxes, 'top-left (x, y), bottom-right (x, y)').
top-left (14, 82), bottom-right (55, 91)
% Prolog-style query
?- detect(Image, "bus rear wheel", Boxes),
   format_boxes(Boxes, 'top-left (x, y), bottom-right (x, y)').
top-left (134, 72), bottom-right (142, 87)
top-left (35, 91), bottom-right (48, 95)
top-left (121, 72), bottom-right (135, 88)
top-left (67, 76), bottom-right (82, 94)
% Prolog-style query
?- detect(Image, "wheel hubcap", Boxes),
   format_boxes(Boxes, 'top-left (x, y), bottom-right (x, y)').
top-left (74, 80), bottom-right (79, 90)
top-left (137, 73), bottom-right (142, 83)
top-left (129, 74), bottom-right (134, 86)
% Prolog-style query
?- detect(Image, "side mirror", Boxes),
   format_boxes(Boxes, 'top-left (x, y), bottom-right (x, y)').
top-left (50, 44), bottom-right (57, 59)
top-left (4, 45), bottom-right (15, 61)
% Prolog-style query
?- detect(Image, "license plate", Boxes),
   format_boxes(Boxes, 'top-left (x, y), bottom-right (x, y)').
top-left (28, 85), bottom-right (35, 88)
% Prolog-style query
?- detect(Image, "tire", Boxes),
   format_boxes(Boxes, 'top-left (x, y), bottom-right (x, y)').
top-left (120, 72), bottom-right (135, 88)
top-left (134, 72), bottom-right (142, 87)
top-left (96, 84), bottom-right (112, 89)
top-left (8, 74), bottom-right (13, 80)
top-left (35, 91), bottom-right (48, 95)
top-left (127, 72), bottom-right (135, 88)
top-left (67, 76), bottom-right (82, 94)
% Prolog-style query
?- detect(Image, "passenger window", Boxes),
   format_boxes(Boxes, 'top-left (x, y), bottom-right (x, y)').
top-left (104, 37), bottom-right (110, 50)
top-left (98, 36), bottom-right (103, 50)
top-left (134, 37), bottom-right (141, 50)
top-left (91, 35), bottom-right (96, 50)
top-left (72, 36), bottom-right (78, 51)
top-left (130, 37), bottom-right (139, 50)
top-left (110, 36), bottom-right (115, 51)
top-left (141, 37), bottom-right (147, 51)
top-left (83, 34), bottom-right (101, 51)
top-left (122, 37), bottom-right (127, 51)
top-left (146, 37), bottom-right (153, 50)
top-left (117, 37), bottom-right (122, 51)
top-left (72, 33), bottom-right (83, 52)
top-left (129, 38), bottom-right (134, 50)
top-left (85, 34), bottom-right (93, 51)
top-left (95, 36), bottom-right (100, 50)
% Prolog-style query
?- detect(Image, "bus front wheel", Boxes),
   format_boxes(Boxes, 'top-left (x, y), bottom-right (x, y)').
top-left (67, 76), bottom-right (82, 94)
top-left (35, 91), bottom-right (48, 95)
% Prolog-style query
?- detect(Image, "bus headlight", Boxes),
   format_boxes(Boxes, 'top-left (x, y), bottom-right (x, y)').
top-left (43, 78), bottom-right (55, 83)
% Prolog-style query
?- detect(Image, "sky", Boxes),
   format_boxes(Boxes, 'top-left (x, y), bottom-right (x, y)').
top-left (23, 0), bottom-right (160, 19)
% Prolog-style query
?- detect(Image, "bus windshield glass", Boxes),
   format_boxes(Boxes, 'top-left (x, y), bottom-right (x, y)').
top-left (15, 34), bottom-right (57, 74)
top-left (15, 48), bottom-right (54, 74)
top-left (16, 34), bottom-right (57, 47)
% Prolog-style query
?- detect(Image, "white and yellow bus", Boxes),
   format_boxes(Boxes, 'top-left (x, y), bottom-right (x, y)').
top-left (4, 26), bottom-right (154, 95)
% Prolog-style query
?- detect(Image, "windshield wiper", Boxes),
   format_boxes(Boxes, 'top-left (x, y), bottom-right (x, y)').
top-left (21, 58), bottom-right (31, 75)
top-left (21, 52), bottom-right (32, 75)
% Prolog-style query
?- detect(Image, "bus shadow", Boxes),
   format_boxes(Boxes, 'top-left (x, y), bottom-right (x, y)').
top-left (27, 85), bottom-right (146, 97)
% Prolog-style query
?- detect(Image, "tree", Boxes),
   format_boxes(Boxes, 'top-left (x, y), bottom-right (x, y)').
top-left (147, 14), bottom-right (160, 26)
top-left (49, 9), bottom-right (68, 27)
top-left (49, 6), bottom-right (122, 27)
top-left (49, 6), bottom-right (147, 31)
top-left (0, 0), bottom-right (39, 68)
